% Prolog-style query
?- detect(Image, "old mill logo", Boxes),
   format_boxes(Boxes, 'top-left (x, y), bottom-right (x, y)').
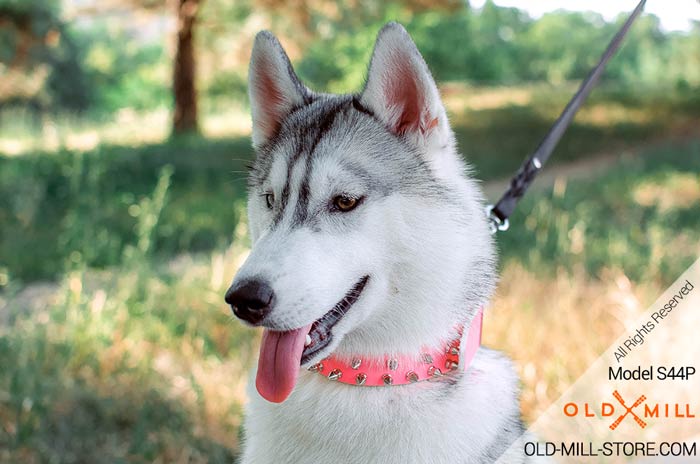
top-left (564, 390), bottom-right (695, 430)
top-left (609, 391), bottom-right (646, 430)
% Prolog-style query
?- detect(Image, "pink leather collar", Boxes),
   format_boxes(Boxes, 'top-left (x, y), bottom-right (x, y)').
top-left (307, 309), bottom-right (483, 386)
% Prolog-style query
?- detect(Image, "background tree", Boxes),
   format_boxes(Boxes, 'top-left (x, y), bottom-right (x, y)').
top-left (59, 0), bottom-right (205, 135)
top-left (172, 0), bottom-right (202, 135)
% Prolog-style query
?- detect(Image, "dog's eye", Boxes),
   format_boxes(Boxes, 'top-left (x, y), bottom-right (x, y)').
top-left (333, 195), bottom-right (361, 212)
top-left (264, 193), bottom-right (275, 209)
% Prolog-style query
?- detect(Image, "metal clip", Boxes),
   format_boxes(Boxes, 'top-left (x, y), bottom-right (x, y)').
top-left (485, 204), bottom-right (509, 234)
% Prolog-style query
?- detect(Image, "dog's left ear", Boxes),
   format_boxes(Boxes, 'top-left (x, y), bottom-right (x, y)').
top-left (360, 22), bottom-right (449, 147)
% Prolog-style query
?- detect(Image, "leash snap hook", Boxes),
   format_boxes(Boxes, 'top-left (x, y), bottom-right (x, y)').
top-left (485, 204), bottom-right (509, 234)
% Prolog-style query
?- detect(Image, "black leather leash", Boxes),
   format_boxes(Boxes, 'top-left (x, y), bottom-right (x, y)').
top-left (486, 0), bottom-right (647, 234)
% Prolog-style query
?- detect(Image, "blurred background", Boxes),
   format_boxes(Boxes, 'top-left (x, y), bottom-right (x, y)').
top-left (1, 0), bottom-right (699, 461)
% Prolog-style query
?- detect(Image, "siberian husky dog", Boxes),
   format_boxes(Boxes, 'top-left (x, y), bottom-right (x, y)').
top-left (225, 22), bottom-right (529, 463)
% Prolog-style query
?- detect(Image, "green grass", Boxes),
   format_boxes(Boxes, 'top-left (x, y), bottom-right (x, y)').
top-left (0, 265), bottom-right (252, 463)
top-left (0, 136), bottom-right (253, 282)
top-left (497, 139), bottom-right (700, 285)
top-left (450, 84), bottom-right (700, 179)
top-left (1, 169), bottom-right (255, 462)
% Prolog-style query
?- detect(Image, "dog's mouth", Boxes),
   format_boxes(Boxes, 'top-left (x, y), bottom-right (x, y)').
top-left (255, 275), bottom-right (369, 403)
top-left (300, 275), bottom-right (369, 365)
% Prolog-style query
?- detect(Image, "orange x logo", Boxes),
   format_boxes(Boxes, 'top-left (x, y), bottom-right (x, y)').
top-left (609, 390), bottom-right (647, 430)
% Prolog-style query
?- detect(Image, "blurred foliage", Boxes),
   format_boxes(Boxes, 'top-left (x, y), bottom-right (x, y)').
top-left (0, 137), bottom-right (251, 281)
top-left (0, 148), bottom-right (255, 461)
top-left (0, 198), bottom-right (253, 462)
top-left (0, 0), bottom-right (93, 112)
top-left (294, 1), bottom-right (700, 93)
top-left (2, 0), bottom-right (700, 114)
top-left (498, 141), bottom-right (700, 284)
top-left (78, 22), bottom-right (169, 113)
top-left (2, 83), bottom-right (699, 283)
top-left (0, 1), bottom-right (170, 114)
top-left (449, 83), bottom-right (700, 179)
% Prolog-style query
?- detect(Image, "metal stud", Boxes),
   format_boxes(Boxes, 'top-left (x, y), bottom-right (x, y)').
top-left (308, 362), bottom-right (323, 372)
top-left (355, 373), bottom-right (367, 385)
top-left (387, 358), bottom-right (398, 371)
top-left (445, 360), bottom-right (459, 370)
top-left (450, 347), bottom-right (460, 356)
top-left (328, 369), bottom-right (342, 381)
top-left (406, 371), bottom-right (419, 383)
top-left (420, 353), bottom-right (433, 364)
top-left (428, 366), bottom-right (443, 378)
top-left (382, 374), bottom-right (393, 385)
top-left (351, 358), bottom-right (362, 370)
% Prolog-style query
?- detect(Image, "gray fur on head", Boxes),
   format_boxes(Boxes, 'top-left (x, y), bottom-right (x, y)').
top-left (242, 22), bottom-right (496, 357)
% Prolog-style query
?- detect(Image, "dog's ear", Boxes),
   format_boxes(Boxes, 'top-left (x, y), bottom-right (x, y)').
top-left (360, 23), bottom-right (449, 146)
top-left (248, 31), bottom-right (310, 149)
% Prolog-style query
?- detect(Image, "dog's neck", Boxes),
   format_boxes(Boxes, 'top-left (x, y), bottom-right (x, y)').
top-left (336, 255), bottom-right (483, 358)
top-left (335, 306), bottom-right (479, 358)
top-left (307, 309), bottom-right (482, 387)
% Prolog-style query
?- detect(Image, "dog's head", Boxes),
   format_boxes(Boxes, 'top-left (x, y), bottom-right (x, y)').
top-left (225, 23), bottom-right (495, 403)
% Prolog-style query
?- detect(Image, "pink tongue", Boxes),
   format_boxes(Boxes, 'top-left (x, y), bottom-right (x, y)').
top-left (256, 324), bottom-right (312, 403)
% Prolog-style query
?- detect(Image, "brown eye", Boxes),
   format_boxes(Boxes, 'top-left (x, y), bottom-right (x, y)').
top-left (264, 193), bottom-right (274, 209)
top-left (333, 195), bottom-right (360, 212)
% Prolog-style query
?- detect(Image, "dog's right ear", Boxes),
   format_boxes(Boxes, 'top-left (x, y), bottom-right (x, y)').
top-left (360, 23), bottom-right (449, 150)
top-left (248, 31), bottom-right (310, 149)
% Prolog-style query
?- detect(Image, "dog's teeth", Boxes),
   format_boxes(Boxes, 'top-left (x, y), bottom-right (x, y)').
top-left (305, 334), bottom-right (312, 346)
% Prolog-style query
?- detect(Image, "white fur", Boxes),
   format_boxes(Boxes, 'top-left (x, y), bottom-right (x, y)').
top-left (233, 22), bottom-right (531, 463)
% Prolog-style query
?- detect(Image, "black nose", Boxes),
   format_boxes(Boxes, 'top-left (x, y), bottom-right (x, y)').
top-left (225, 279), bottom-right (274, 325)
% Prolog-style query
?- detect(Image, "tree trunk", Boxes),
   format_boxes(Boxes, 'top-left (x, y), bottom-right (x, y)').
top-left (172, 0), bottom-right (200, 135)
